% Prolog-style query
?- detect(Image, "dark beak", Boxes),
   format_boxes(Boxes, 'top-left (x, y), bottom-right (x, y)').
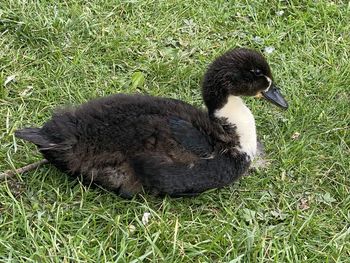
top-left (262, 84), bottom-right (288, 109)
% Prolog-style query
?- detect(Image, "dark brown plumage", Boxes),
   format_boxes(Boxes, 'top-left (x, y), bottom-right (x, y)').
top-left (15, 48), bottom-right (288, 198)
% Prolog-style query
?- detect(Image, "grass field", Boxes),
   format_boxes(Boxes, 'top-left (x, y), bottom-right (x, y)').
top-left (1, 0), bottom-right (349, 262)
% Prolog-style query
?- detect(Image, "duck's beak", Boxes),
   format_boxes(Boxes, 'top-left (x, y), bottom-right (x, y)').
top-left (261, 84), bottom-right (288, 109)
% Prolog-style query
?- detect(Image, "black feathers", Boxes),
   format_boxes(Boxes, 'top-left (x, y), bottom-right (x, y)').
top-left (169, 117), bottom-right (213, 158)
top-left (15, 128), bottom-right (47, 147)
top-left (132, 153), bottom-right (249, 197)
top-left (15, 94), bottom-right (244, 197)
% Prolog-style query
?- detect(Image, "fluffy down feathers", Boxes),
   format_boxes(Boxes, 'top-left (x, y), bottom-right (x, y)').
top-left (16, 94), bottom-right (248, 197)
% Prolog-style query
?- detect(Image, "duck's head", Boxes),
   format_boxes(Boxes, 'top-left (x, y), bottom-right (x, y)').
top-left (202, 48), bottom-right (288, 115)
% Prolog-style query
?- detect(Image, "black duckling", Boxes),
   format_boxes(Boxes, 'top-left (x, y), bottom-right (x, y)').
top-left (15, 48), bottom-right (288, 198)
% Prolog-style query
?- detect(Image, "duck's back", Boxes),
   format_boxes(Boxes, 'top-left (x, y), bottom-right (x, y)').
top-left (44, 94), bottom-right (212, 156)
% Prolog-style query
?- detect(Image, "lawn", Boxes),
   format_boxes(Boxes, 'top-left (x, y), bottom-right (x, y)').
top-left (0, 0), bottom-right (349, 262)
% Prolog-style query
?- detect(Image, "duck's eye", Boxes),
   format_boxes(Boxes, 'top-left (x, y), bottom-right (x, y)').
top-left (250, 69), bottom-right (264, 77)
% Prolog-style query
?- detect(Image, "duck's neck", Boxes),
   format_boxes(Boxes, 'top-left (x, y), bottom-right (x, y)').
top-left (214, 95), bottom-right (257, 159)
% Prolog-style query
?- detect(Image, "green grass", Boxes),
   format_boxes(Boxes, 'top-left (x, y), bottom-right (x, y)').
top-left (1, 0), bottom-right (349, 262)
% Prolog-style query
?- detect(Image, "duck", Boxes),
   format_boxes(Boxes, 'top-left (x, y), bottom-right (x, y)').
top-left (14, 48), bottom-right (288, 198)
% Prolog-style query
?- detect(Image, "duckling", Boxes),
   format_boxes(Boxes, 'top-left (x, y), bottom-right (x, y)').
top-left (14, 48), bottom-right (288, 198)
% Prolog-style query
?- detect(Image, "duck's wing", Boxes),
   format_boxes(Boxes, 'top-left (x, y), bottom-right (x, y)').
top-left (132, 153), bottom-right (248, 197)
top-left (132, 116), bottom-right (250, 197)
top-left (168, 117), bottom-right (214, 158)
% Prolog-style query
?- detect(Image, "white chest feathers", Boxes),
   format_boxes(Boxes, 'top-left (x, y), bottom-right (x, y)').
top-left (215, 95), bottom-right (257, 159)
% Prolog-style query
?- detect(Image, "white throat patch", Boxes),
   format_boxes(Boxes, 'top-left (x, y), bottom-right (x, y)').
top-left (214, 96), bottom-right (257, 159)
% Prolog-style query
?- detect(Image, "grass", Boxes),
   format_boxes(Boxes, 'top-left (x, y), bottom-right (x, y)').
top-left (0, 0), bottom-right (349, 262)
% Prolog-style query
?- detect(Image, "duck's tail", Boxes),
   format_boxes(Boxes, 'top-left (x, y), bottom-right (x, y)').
top-left (15, 128), bottom-right (51, 148)
top-left (15, 127), bottom-right (71, 173)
